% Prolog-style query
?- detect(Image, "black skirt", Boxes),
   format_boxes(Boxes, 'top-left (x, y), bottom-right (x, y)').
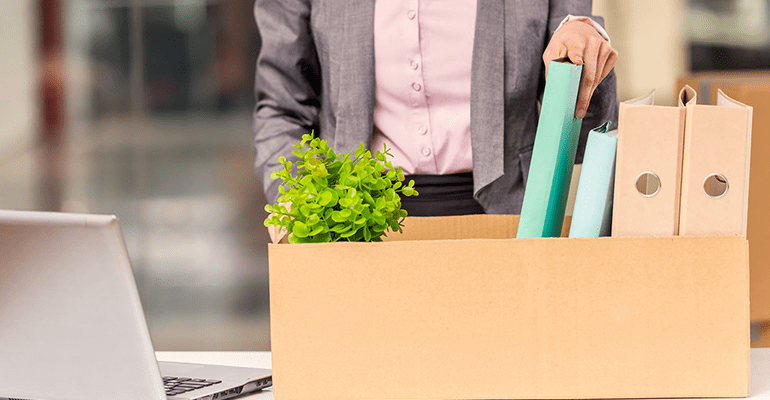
top-left (399, 172), bottom-right (485, 217)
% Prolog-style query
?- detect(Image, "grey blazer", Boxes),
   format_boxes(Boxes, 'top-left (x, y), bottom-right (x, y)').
top-left (253, 0), bottom-right (618, 214)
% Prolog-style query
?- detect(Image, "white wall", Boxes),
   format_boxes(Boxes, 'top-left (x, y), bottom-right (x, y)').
top-left (0, 1), bottom-right (36, 160)
top-left (594, 0), bottom-right (687, 106)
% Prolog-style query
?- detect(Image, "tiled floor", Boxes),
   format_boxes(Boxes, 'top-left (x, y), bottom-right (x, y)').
top-left (0, 112), bottom-right (272, 350)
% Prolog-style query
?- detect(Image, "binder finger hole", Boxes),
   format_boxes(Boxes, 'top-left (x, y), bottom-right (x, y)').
top-left (635, 172), bottom-right (661, 197)
top-left (703, 173), bottom-right (729, 198)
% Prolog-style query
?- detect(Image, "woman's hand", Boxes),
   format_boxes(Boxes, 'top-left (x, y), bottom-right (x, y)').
top-left (268, 224), bottom-right (288, 244)
top-left (543, 18), bottom-right (618, 119)
top-left (267, 202), bottom-right (291, 244)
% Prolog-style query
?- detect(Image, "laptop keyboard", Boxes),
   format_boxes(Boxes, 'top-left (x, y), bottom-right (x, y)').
top-left (163, 376), bottom-right (222, 396)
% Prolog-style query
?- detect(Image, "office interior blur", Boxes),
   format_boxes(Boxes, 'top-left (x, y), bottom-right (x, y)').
top-left (0, 0), bottom-right (768, 351)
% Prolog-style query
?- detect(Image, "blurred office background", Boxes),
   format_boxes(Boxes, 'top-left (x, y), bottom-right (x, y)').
top-left (0, 0), bottom-right (767, 350)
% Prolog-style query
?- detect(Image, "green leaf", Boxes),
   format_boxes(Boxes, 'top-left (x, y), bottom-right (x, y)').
top-left (331, 211), bottom-right (346, 223)
top-left (373, 214), bottom-right (386, 226)
top-left (330, 224), bottom-right (351, 233)
top-left (309, 225), bottom-right (324, 236)
top-left (299, 175), bottom-right (316, 193)
top-left (307, 214), bottom-right (320, 226)
top-left (293, 221), bottom-right (310, 238)
top-left (318, 190), bottom-right (334, 206)
top-left (339, 228), bottom-right (357, 238)
top-left (313, 232), bottom-right (332, 242)
top-left (352, 203), bottom-right (364, 214)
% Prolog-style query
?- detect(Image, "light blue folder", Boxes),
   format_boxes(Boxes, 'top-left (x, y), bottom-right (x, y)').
top-left (569, 121), bottom-right (617, 238)
top-left (516, 60), bottom-right (583, 238)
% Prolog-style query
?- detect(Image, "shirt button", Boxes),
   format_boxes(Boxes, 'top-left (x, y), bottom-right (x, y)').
top-left (410, 61), bottom-right (419, 70)
top-left (408, 10), bottom-right (416, 19)
top-left (417, 126), bottom-right (428, 135)
top-left (412, 82), bottom-right (421, 91)
top-left (421, 147), bottom-right (431, 156)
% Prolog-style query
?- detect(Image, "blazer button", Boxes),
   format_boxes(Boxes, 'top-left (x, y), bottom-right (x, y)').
top-left (421, 147), bottom-right (431, 156)
top-left (412, 82), bottom-right (421, 91)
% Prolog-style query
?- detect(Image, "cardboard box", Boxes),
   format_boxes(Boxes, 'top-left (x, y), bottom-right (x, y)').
top-left (269, 215), bottom-right (749, 399)
top-left (677, 73), bottom-right (770, 323)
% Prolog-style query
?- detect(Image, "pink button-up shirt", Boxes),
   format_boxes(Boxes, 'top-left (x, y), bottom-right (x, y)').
top-left (372, 0), bottom-right (478, 175)
top-left (371, 3), bottom-right (610, 176)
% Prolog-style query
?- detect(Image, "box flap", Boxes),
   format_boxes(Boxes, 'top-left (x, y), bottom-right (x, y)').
top-left (382, 215), bottom-right (572, 242)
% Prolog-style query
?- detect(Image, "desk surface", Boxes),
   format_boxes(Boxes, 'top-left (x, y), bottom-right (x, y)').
top-left (157, 349), bottom-right (770, 400)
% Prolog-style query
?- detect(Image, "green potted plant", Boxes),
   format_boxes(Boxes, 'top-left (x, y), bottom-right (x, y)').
top-left (264, 134), bottom-right (418, 243)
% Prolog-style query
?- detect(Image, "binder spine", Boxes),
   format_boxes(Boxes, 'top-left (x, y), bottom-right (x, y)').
top-left (517, 61), bottom-right (583, 239)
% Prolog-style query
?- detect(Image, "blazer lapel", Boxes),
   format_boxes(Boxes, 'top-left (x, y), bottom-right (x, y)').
top-left (470, 0), bottom-right (506, 192)
top-left (335, 0), bottom-right (376, 154)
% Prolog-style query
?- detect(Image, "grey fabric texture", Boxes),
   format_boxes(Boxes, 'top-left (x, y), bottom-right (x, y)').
top-left (253, 0), bottom-right (618, 214)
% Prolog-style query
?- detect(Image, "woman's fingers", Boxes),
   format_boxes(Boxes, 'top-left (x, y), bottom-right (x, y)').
top-left (542, 19), bottom-right (617, 119)
top-left (574, 36), bottom-right (600, 119)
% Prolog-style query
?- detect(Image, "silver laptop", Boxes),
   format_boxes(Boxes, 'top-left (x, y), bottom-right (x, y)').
top-left (0, 210), bottom-right (272, 400)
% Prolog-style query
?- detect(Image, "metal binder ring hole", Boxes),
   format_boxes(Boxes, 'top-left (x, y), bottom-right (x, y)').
top-left (703, 173), bottom-right (729, 198)
top-left (635, 172), bottom-right (661, 197)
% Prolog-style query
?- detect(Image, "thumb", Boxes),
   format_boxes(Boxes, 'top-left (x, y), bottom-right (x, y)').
top-left (268, 224), bottom-right (288, 244)
top-left (569, 53), bottom-right (584, 66)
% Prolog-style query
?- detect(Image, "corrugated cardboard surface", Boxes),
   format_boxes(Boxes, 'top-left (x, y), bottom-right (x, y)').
top-left (678, 73), bottom-right (770, 323)
top-left (383, 215), bottom-right (570, 242)
top-left (269, 215), bottom-right (749, 399)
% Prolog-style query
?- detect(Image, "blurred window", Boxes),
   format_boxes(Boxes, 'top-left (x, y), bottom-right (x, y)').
top-left (688, 0), bottom-right (770, 70)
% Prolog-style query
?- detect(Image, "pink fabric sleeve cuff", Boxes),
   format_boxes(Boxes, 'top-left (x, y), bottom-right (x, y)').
top-left (556, 14), bottom-right (612, 45)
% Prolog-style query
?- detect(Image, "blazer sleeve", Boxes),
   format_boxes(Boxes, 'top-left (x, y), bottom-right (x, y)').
top-left (253, 0), bottom-right (322, 204)
top-left (546, 0), bottom-right (619, 164)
